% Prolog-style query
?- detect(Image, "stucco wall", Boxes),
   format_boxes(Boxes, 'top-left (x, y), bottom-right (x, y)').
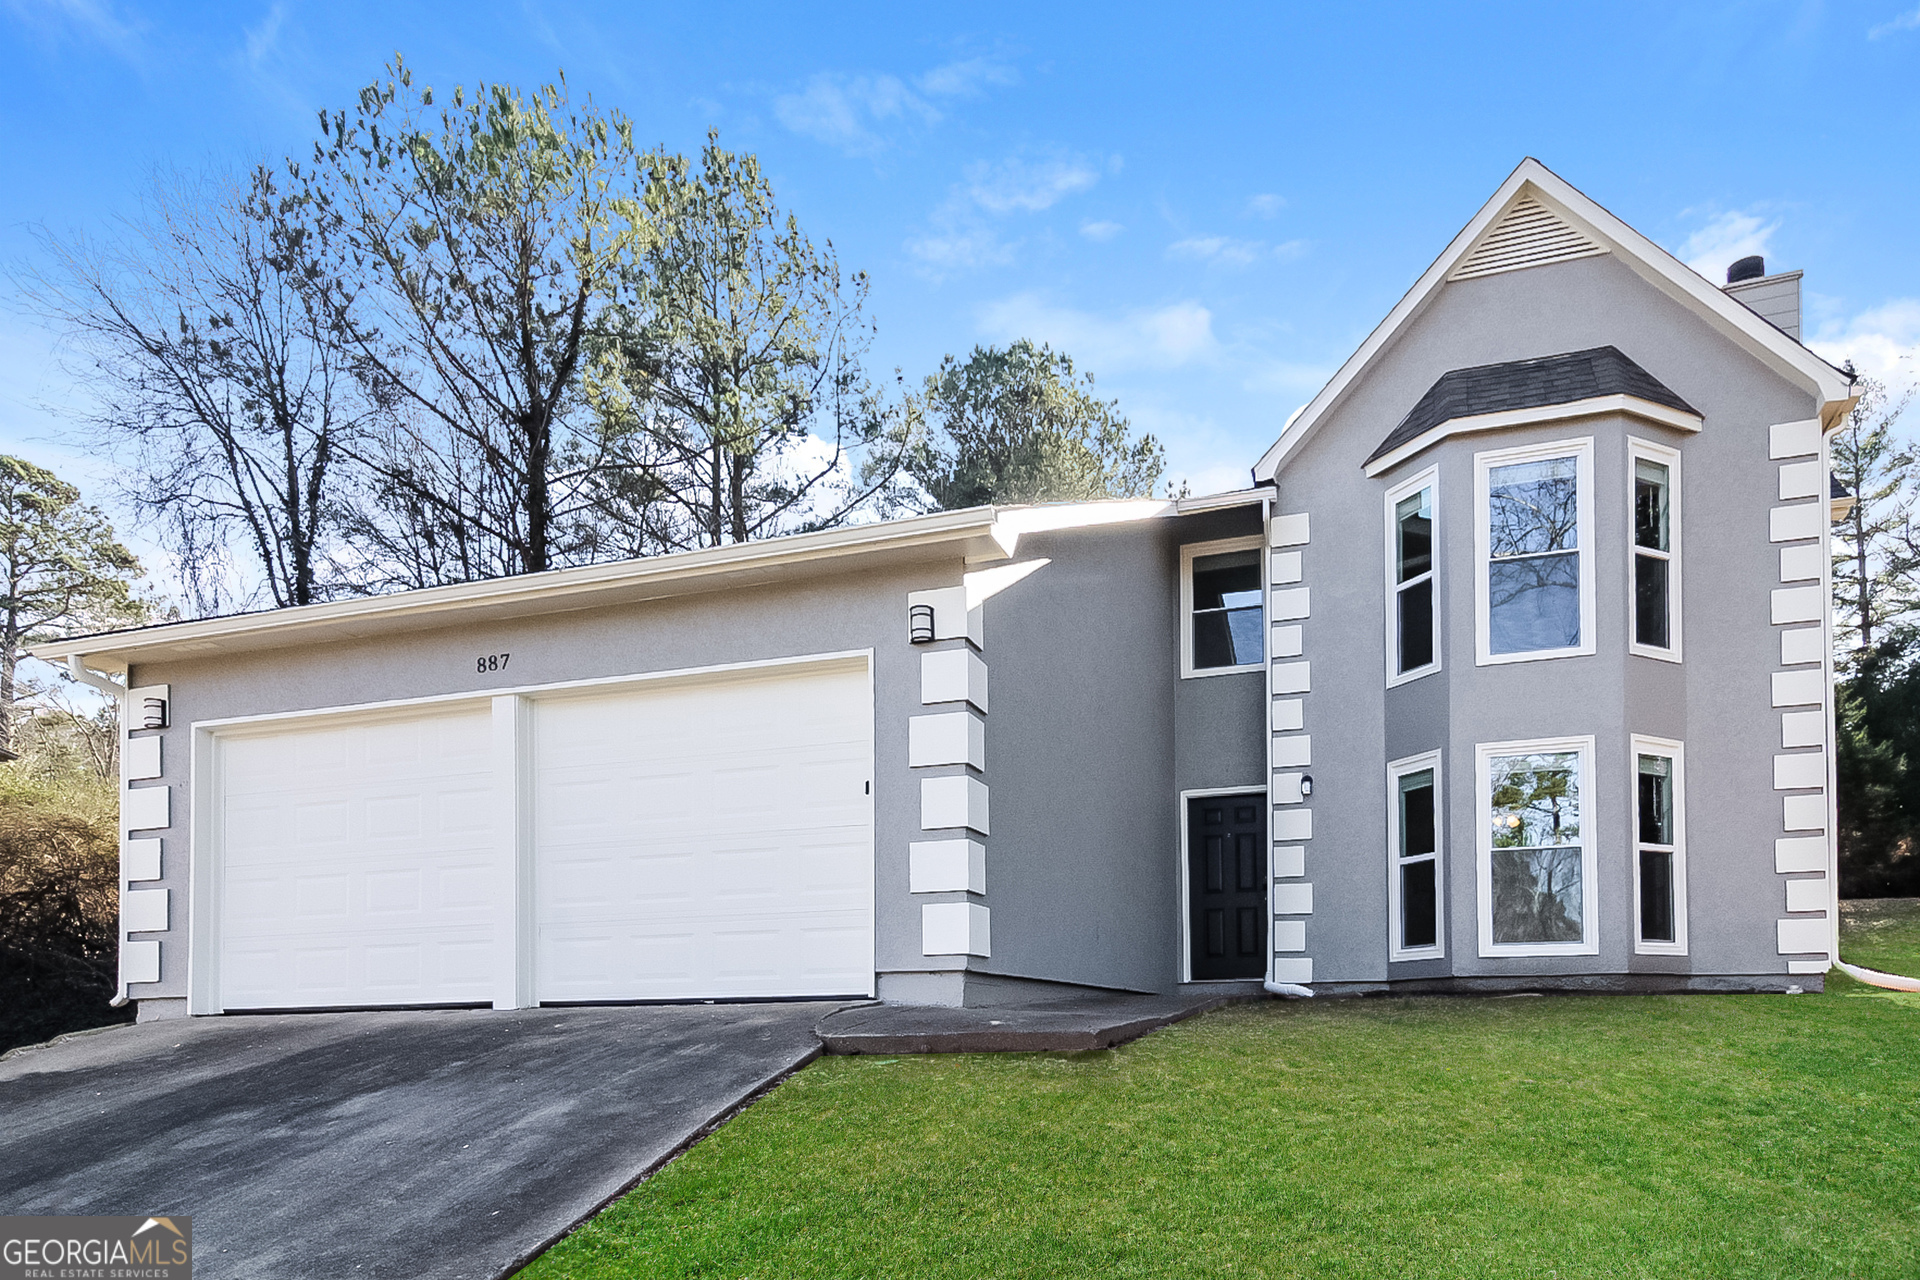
top-left (1275, 250), bottom-right (1818, 985)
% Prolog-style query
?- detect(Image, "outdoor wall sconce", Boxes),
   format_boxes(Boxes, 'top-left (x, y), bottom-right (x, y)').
top-left (140, 696), bottom-right (169, 730)
top-left (1299, 775), bottom-right (1313, 797)
top-left (909, 604), bottom-right (937, 644)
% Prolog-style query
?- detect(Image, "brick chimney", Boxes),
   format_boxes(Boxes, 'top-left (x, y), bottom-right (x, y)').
top-left (1722, 255), bottom-right (1803, 340)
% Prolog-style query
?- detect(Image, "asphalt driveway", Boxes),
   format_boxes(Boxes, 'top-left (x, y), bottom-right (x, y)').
top-left (0, 1002), bottom-right (839, 1279)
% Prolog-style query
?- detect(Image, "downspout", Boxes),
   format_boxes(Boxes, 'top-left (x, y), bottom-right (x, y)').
top-left (69, 656), bottom-right (134, 1007)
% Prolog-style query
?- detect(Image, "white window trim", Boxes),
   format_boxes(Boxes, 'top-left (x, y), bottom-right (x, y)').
top-left (1387, 749), bottom-right (1445, 962)
top-left (1475, 734), bottom-right (1599, 957)
top-left (1631, 734), bottom-right (1688, 956)
top-left (1474, 437), bottom-right (1596, 666)
top-left (1627, 437), bottom-right (1683, 663)
top-left (1180, 535), bottom-right (1266, 679)
top-left (1176, 785), bottom-right (1269, 984)
top-left (1384, 465), bottom-right (1442, 688)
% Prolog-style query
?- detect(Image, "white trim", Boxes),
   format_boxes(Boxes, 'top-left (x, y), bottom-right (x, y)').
top-left (1474, 437), bottom-right (1596, 666)
top-left (1476, 734), bottom-right (1599, 957)
top-left (187, 648), bottom-right (877, 1015)
top-left (1627, 436), bottom-right (1683, 663)
top-left (1180, 535), bottom-right (1267, 679)
top-left (1387, 750), bottom-right (1446, 962)
top-left (1363, 395), bottom-right (1700, 479)
top-left (1175, 487), bottom-right (1268, 514)
top-left (1177, 785), bottom-right (1269, 985)
top-left (1630, 735), bottom-right (1689, 956)
top-left (1384, 466), bottom-right (1442, 687)
top-left (1254, 159), bottom-right (1854, 484)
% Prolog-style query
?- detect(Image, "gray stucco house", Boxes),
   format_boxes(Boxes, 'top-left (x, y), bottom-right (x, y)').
top-left (36, 159), bottom-right (1858, 1020)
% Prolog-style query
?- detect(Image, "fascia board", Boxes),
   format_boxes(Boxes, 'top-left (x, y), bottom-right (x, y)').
top-left (32, 507), bottom-right (1007, 665)
top-left (1174, 488), bottom-right (1267, 514)
top-left (1361, 394), bottom-right (1703, 478)
top-left (1255, 158), bottom-right (1855, 483)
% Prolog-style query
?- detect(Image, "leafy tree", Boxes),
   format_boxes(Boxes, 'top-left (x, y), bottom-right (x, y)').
top-left (21, 166), bottom-right (364, 613)
top-left (307, 59), bottom-right (655, 583)
top-left (588, 133), bottom-right (908, 550)
top-left (0, 458), bottom-right (147, 755)
top-left (1831, 377), bottom-right (1918, 660)
top-left (906, 340), bottom-right (1166, 509)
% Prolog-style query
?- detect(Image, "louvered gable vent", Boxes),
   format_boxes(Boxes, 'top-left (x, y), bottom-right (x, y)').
top-left (1449, 194), bottom-right (1607, 281)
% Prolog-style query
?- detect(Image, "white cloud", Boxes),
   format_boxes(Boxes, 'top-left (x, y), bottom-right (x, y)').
top-left (904, 222), bottom-right (1014, 275)
top-left (1677, 210), bottom-right (1780, 281)
top-left (243, 1), bottom-right (287, 67)
top-left (1809, 299), bottom-right (1920, 393)
top-left (1168, 236), bottom-right (1307, 267)
top-left (965, 153), bottom-right (1099, 214)
top-left (916, 55), bottom-right (1016, 98)
top-left (1869, 6), bottom-right (1920, 37)
top-left (1245, 193), bottom-right (1286, 218)
top-left (975, 293), bottom-right (1218, 373)
top-left (1080, 220), bottom-right (1123, 242)
top-left (7, 0), bottom-right (145, 61)
top-left (772, 72), bottom-right (938, 155)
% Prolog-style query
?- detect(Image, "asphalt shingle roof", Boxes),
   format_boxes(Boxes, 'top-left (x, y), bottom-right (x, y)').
top-left (1366, 346), bottom-right (1699, 467)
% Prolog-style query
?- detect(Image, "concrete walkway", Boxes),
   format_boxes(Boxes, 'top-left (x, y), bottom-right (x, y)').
top-left (816, 989), bottom-right (1238, 1053)
top-left (0, 1002), bottom-right (837, 1280)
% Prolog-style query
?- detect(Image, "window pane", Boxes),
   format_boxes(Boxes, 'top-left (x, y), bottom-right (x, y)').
top-left (1638, 754), bottom-right (1672, 846)
top-left (1397, 489), bottom-right (1432, 582)
top-left (1488, 457), bottom-right (1578, 557)
top-left (1397, 577), bottom-right (1434, 672)
top-left (1634, 552), bottom-right (1670, 649)
top-left (1639, 848), bottom-right (1675, 942)
top-left (1492, 847), bottom-right (1584, 944)
top-left (1488, 552), bottom-right (1580, 652)
top-left (1193, 611), bottom-right (1237, 669)
top-left (1399, 770), bottom-right (1436, 857)
top-left (1402, 860), bottom-right (1437, 949)
top-left (1225, 604), bottom-right (1264, 666)
top-left (1490, 752), bottom-right (1581, 849)
top-left (1193, 551), bottom-right (1261, 610)
top-left (1634, 460), bottom-right (1669, 552)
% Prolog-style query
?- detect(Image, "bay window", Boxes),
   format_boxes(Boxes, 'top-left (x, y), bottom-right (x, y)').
top-left (1477, 737), bottom-right (1597, 955)
top-left (1633, 737), bottom-right (1687, 954)
top-left (1385, 469), bottom-right (1439, 683)
top-left (1475, 439), bottom-right (1594, 664)
top-left (1388, 752), bottom-right (1444, 960)
top-left (1630, 439), bottom-right (1681, 659)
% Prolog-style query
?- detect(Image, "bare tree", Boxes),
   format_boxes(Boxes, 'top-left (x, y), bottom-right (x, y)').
top-left (20, 167), bottom-right (366, 612)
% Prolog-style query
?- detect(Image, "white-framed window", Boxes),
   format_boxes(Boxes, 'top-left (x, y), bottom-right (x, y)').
top-left (1474, 438), bottom-right (1595, 665)
top-left (1384, 467), bottom-right (1440, 686)
top-left (1629, 438), bottom-right (1682, 661)
top-left (1180, 536), bottom-right (1265, 678)
top-left (1632, 735), bottom-right (1687, 955)
top-left (1388, 750), bottom-right (1444, 961)
top-left (1476, 736), bottom-right (1598, 956)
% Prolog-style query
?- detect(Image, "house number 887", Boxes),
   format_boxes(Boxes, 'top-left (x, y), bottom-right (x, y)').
top-left (477, 653), bottom-right (510, 673)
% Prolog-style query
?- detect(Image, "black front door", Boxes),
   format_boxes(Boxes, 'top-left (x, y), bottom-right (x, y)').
top-left (1187, 794), bottom-right (1268, 979)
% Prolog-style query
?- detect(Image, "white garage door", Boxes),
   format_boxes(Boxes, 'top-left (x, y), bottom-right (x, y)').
top-left (216, 706), bottom-right (498, 1010)
top-left (532, 662), bottom-right (874, 1001)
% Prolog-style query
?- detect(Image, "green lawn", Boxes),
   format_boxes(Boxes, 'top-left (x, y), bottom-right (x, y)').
top-left (1839, 897), bottom-right (1920, 978)
top-left (523, 977), bottom-right (1920, 1279)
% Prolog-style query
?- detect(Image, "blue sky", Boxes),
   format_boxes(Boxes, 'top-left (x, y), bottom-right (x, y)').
top-left (3, 0), bottom-right (1917, 515)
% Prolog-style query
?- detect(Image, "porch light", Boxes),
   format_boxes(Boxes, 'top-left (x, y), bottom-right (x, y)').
top-left (1299, 775), bottom-right (1313, 797)
top-left (909, 604), bottom-right (936, 644)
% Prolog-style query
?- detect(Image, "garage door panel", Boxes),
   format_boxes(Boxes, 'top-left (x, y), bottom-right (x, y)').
top-left (534, 664), bottom-right (873, 1002)
top-left (216, 705), bottom-right (497, 1010)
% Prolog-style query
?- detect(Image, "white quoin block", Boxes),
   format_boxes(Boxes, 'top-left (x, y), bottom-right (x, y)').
top-left (1270, 587), bottom-right (1311, 621)
top-left (1271, 699), bottom-right (1305, 732)
top-left (1768, 419), bottom-right (1822, 460)
top-left (1270, 551), bottom-right (1303, 584)
top-left (1271, 957), bottom-right (1313, 984)
top-left (921, 775), bottom-right (990, 834)
top-left (909, 839), bottom-right (987, 895)
top-left (1769, 504), bottom-right (1824, 544)
top-left (1270, 661), bottom-right (1312, 695)
top-left (1272, 845), bottom-right (1306, 878)
top-left (1776, 917), bottom-right (1829, 955)
top-left (122, 838), bottom-right (162, 883)
top-left (920, 649), bottom-right (988, 712)
top-left (1784, 877), bottom-right (1829, 914)
top-left (1773, 751), bottom-right (1827, 791)
top-left (1777, 461), bottom-right (1822, 500)
top-left (906, 586), bottom-right (983, 647)
top-left (1273, 882), bottom-right (1314, 915)
top-left (1780, 628), bottom-right (1824, 667)
top-left (1272, 808), bottom-right (1313, 842)
top-left (121, 887), bottom-right (169, 934)
top-left (908, 712), bottom-right (986, 770)
top-left (1272, 735), bottom-right (1312, 768)
top-left (1779, 545), bottom-right (1824, 583)
top-left (124, 735), bottom-right (162, 780)
top-left (1272, 920), bottom-right (1307, 952)
top-left (1271, 624), bottom-right (1303, 658)
top-left (1269, 513), bottom-right (1310, 547)
top-left (1782, 794), bottom-right (1827, 833)
top-left (1272, 772), bottom-right (1305, 805)
top-left (123, 785), bottom-right (170, 833)
top-left (1771, 587), bottom-right (1824, 624)
top-left (1774, 835), bottom-right (1829, 873)
top-left (922, 902), bottom-right (991, 957)
top-left (1780, 711), bottom-right (1825, 749)
top-left (121, 939), bottom-right (160, 986)
top-left (1771, 670), bottom-right (1825, 708)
